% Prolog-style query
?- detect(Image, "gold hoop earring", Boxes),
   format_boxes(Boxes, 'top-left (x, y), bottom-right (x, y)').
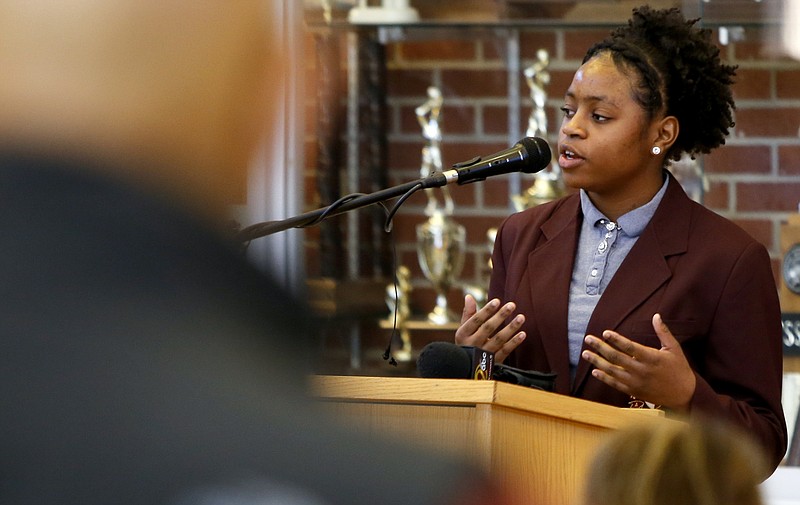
top-left (651, 146), bottom-right (662, 155)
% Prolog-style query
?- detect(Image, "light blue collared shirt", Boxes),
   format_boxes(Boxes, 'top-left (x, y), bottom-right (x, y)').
top-left (566, 176), bottom-right (670, 380)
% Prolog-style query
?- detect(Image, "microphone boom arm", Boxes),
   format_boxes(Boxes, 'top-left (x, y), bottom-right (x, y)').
top-left (236, 172), bottom-right (451, 242)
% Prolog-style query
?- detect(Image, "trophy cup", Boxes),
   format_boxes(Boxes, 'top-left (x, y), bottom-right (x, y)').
top-left (416, 211), bottom-right (466, 325)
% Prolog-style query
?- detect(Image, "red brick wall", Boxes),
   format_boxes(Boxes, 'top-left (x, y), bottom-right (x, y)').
top-left (303, 24), bottom-right (800, 322)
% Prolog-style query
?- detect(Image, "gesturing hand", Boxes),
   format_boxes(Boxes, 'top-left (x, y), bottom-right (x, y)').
top-left (581, 313), bottom-right (696, 411)
top-left (454, 294), bottom-right (526, 364)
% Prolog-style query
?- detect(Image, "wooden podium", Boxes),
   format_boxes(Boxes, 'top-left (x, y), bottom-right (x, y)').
top-left (312, 375), bottom-right (670, 505)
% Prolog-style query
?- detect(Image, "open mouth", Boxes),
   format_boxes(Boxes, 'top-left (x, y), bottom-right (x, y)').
top-left (558, 146), bottom-right (584, 169)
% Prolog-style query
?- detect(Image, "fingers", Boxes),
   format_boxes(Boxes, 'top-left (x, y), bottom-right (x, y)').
top-left (581, 330), bottom-right (646, 393)
top-left (584, 331), bottom-right (644, 367)
top-left (456, 298), bottom-right (511, 340)
top-left (588, 365), bottom-right (633, 396)
top-left (460, 294), bottom-right (478, 325)
top-left (581, 334), bottom-right (638, 396)
top-left (454, 297), bottom-right (526, 363)
top-left (581, 317), bottom-right (696, 410)
top-left (492, 328), bottom-right (526, 363)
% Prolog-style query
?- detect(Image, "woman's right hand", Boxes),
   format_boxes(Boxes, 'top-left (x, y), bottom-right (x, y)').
top-left (454, 294), bottom-right (526, 364)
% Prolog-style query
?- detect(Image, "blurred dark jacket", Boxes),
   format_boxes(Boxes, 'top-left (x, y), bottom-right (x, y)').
top-left (0, 153), bottom-right (487, 505)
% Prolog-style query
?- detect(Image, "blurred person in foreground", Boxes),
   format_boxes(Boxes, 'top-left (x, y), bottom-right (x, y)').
top-left (0, 1), bottom-right (500, 504)
top-left (582, 418), bottom-right (768, 505)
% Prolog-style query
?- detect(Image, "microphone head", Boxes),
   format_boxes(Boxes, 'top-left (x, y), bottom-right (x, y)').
top-left (416, 341), bottom-right (471, 379)
top-left (517, 136), bottom-right (552, 174)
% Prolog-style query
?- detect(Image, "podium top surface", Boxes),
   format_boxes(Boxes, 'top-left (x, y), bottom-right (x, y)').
top-left (311, 375), bottom-right (663, 431)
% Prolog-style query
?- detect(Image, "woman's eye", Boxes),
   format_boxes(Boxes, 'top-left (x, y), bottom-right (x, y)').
top-left (560, 106), bottom-right (574, 118)
top-left (592, 113), bottom-right (610, 123)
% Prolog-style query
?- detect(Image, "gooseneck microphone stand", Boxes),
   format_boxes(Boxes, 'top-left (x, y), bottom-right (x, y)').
top-left (236, 173), bottom-right (448, 243)
top-left (235, 170), bottom-right (457, 368)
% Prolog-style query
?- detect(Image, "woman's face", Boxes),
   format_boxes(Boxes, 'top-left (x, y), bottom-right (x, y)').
top-left (557, 52), bottom-right (664, 206)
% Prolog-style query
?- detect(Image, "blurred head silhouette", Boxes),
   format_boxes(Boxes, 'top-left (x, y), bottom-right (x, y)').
top-left (583, 418), bottom-right (768, 505)
top-left (0, 0), bottom-right (278, 220)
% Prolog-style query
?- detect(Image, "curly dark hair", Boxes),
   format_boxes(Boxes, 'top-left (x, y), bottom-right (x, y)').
top-left (583, 6), bottom-right (737, 160)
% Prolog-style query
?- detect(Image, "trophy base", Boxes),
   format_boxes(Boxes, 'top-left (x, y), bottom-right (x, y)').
top-left (348, 6), bottom-right (420, 25)
top-left (392, 347), bottom-right (413, 363)
top-left (427, 306), bottom-right (458, 326)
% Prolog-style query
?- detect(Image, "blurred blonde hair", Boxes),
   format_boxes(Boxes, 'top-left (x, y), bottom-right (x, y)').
top-left (0, 0), bottom-right (277, 219)
top-left (583, 418), bottom-right (767, 505)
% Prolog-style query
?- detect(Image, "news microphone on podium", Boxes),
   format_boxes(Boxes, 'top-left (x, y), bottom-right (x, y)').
top-left (416, 341), bottom-right (494, 380)
top-left (417, 341), bottom-right (556, 392)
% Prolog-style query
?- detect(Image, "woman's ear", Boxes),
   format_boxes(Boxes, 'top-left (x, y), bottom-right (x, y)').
top-left (654, 115), bottom-right (679, 151)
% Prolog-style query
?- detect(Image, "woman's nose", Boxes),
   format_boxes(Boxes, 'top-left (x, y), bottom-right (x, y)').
top-left (561, 114), bottom-right (585, 138)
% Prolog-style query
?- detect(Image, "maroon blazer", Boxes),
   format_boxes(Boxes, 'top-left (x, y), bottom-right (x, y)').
top-left (491, 174), bottom-right (787, 469)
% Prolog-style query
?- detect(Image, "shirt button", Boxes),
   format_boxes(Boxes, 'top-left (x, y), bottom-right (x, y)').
top-left (591, 269), bottom-right (598, 277)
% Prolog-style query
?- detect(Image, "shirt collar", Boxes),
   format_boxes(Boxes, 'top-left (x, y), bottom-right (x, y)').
top-left (579, 174), bottom-right (670, 238)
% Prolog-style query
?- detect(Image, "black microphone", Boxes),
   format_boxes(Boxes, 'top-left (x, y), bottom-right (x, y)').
top-left (417, 342), bottom-right (493, 380)
top-left (428, 136), bottom-right (551, 187)
top-left (417, 341), bottom-right (556, 392)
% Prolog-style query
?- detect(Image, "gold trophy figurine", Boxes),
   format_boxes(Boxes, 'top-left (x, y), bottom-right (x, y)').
top-left (513, 49), bottom-right (565, 213)
top-left (487, 50), bottom-right (565, 271)
top-left (416, 86), bottom-right (454, 217)
top-left (525, 49), bottom-right (550, 140)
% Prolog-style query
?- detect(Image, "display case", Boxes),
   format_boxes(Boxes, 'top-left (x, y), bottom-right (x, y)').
top-left (300, 0), bottom-right (793, 372)
top-left (298, 2), bottom-right (800, 464)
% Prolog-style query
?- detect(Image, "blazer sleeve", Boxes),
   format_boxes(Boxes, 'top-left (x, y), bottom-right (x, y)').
top-left (687, 241), bottom-right (787, 471)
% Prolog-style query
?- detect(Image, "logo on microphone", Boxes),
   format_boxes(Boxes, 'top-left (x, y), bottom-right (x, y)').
top-left (472, 350), bottom-right (493, 380)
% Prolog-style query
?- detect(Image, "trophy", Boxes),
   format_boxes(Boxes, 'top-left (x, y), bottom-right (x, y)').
top-left (413, 86), bottom-right (466, 324)
top-left (485, 50), bottom-right (565, 270)
top-left (416, 86), bottom-right (454, 217)
top-left (525, 49), bottom-right (550, 139)
top-left (416, 210), bottom-right (466, 325)
top-left (348, 0), bottom-right (419, 24)
top-left (669, 153), bottom-right (707, 203)
top-left (512, 48), bottom-right (565, 213)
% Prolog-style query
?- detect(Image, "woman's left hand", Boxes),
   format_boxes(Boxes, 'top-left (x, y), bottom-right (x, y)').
top-left (581, 313), bottom-right (696, 412)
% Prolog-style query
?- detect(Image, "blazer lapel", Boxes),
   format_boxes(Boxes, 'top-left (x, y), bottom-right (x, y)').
top-left (572, 176), bottom-right (692, 393)
top-left (526, 196), bottom-right (582, 393)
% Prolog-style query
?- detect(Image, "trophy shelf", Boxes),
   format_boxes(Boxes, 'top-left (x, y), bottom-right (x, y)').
top-left (307, 277), bottom-right (388, 318)
top-left (379, 316), bottom-right (459, 331)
